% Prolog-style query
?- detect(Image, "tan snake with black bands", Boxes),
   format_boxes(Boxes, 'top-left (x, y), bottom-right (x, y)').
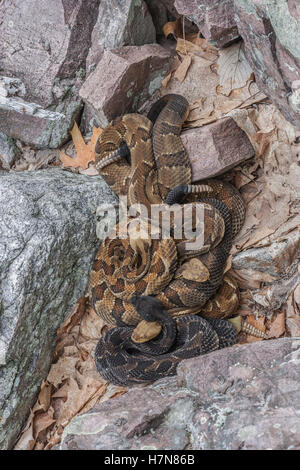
top-left (89, 94), bottom-right (248, 385)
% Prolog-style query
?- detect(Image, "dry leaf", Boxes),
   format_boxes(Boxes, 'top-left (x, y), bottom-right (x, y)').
top-left (15, 287), bottom-right (120, 449)
top-left (34, 442), bottom-right (46, 450)
top-left (294, 284), bottom-right (300, 306)
top-left (47, 357), bottom-right (79, 389)
top-left (217, 42), bottom-right (253, 95)
top-left (286, 291), bottom-right (300, 336)
top-left (174, 55), bottom-right (192, 83)
top-left (33, 410), bottom-right (55, 439)
top-left (163, 18), bottom-right (182, 39)
top-left (162, 72), bottom-right (172, 88)
top-left (55, 377), bottom-right (105, 427)
top-left (162, 57), bottom-right (181, 88)
top-left (57, 297), bottom-right (88, 337)
top-left (79, 304), bottom-right (109, 340)
top-left (234, 171), bottom-right (254, 190)
top-left (14, 408), bottom-right (36, 450)
top-left (37, 381), bottom-right (52, 412)
top-left (177, 37), bottom-right (218, 62)
top-left (79, 383), bottom-right (108, 415)
top-left (99, 384), bottom-right (127, 403)
top-left (236, 226), bottom-right (277, 251)
top-left (58, 123), bottom-right (102, 170)
top-left (267, 311), bottom-right (286, 338)
top-left (14, 425), bottom-right (36, 451)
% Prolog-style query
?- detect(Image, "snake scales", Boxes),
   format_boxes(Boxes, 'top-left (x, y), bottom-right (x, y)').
top-left (89, 94), bottom-right (246, 386)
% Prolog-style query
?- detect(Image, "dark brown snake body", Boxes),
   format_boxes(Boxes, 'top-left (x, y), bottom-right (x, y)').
top-left (95, 295), bottom-right (238, 386)
top-left (90, 94), bottom-right (245, 385)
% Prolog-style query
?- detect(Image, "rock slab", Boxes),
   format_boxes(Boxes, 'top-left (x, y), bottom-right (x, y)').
top-left (86, 0), bottom-right (156, 74)
top-left (60, 338), bottom-right (300, 450)
top-left (183, 117), bottom-right (254, 182)
top-left (234, 0), bottom-right (300, 128)
top-left (0, 169), bottom-right (117, 450)
top-left (80, 44), bottom-right (172, 129)
top-left (0, 0), bottom-right (100, 148)
top-left (178, 338), bottom-right (300, 450)
top-left (174, 0), bottom-right (239, 47)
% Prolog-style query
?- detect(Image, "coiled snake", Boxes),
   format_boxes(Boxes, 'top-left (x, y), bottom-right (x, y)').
top-left (90, 94), bottom-right (246, 386)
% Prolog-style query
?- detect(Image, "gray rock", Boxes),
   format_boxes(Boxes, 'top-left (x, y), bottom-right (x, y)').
top-left (0, 0), bottom-right (100, 148)
top-left (59, 338), bottom-right (300, 450)
top-left (0, 169), bottom-right (117, 450)
top-left (80, 44), bottom-right (173, 129)
top-left (174, 0), bottom-right (239, 48)
top-left (234, 0), bottom-right (300, 128)
top-left (0, 131), bottom-right (21, 169)
top-left (232, 230), bottom-right (300, 280)
top-left (86, 0), bottom-right (156, 75)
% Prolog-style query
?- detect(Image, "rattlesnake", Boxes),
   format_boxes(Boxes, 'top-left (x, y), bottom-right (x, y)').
top-left (95, 295), bottom-right (238, 386)
top-left (90, 94), bottom-right (247, 385)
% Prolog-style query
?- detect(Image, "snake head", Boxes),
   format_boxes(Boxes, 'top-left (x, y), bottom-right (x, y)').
top-left (131, 295), bottom-right (164, 322)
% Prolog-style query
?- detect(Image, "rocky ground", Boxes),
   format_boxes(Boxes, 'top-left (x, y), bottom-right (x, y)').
top-left (59, 338), bottom-right (300, 450)
top-left (0, 0), bottom-right (299, 451)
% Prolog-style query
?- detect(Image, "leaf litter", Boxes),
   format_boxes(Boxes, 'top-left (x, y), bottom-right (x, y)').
top-left (15, 299), bottom-right (126, 450)
top-left (16, 29), bottom-right (300, 450)
top-left (160, 32), bottom-right (300, 343)
top-left (58, 122), bottom-right (102, 171)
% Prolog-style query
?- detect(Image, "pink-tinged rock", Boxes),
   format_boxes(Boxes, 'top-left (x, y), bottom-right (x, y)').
top-left (177, 338), bottom-right (300, 450)
top-left (59, 378), bottom-right (194, 450)
top-left (174, 0), bottom-right (239, 48)
top-left (234, 0), bottom-right (300, 128)
top-left (181, 118), bottom-right (254, 182)
top-left (86, 0), bottom-right (156, 75)
top-left (0, 76), bottom-right (81, 148)
top-left (59, 338), bottom-right (300, 450)
top-left (0, 0), bottom-right (100, 148)
top-left (80, 45), bottom-right (173, 128)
